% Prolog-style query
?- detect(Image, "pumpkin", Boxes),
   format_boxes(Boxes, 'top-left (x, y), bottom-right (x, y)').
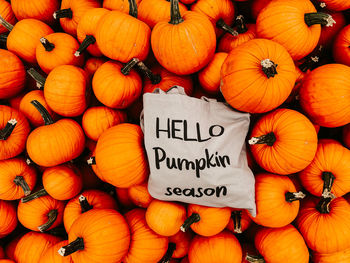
top-left (151, 0), bottom-right (216, 75)
top-left (138, 0), bottom-right (188, 29)
top-left (0, 49), bottom-right (26, 99)
top-left (220, 39), bottom-right (296, 113)
top-left (226, 209), bottom-right (252, 234)
top-left (14, 232), bottom-right (62, 263)
top-left (314, 0), bottom-right (350, 11)
top-left (76, 8), bottom-right (109, 57)
top-left (256, 0), bottom-right (335, 60)
top-left (251, 0), bottom-right (272, 20)
top-left (40, 240), bottom-right (73, 263)
top-left (0, 157), bottom-right (36, 200)
top-left (0, 260), bottom-right (15, 263)
top-left (343, 124), bottom-right (350, 149)
top-left (95, 123), bottom-right (148, 188)
top-left (26, 100), bottom-right (85, 167)
top-left (58, 209), bottom-right (130, 263)
top-left (0, 200), bottom-right (17, 238)
top-left (83, 57), bottom-right (107, 79)
top-left (123, 208), bottom-right (168, 263)
top-left (181, 204), bottom-right (231, 237)
top-left (103, 0), bottom-right (142, 13)
top-left (36, 33), bottom-right (85, 74)
top-left (296, 196), bottom-right (350, 254)
top-left (160, 230), bottom-right (193, 261)
top-left (128, 182), bottom-right (154, 208)
top-left (248, 108), bottom-right (318, 174)
top-left (249, 173), bottom-right (306, 228)
top-left (8, 92), bottom-right (25, 110)
top-left (252, 224), bottom-right (309, 263)
top-left (188, 231), bottom-right (242, 263)
top-left (313, 247), bottom-right (350, 263)
top-left (0, 105), bottom-right (30, 160)
top-left (145, 199), bottom-right (187, 236)
top-left (319, 11), bottom-right (346, 48)
top-left (11, 0), bottom-right (59, 25)
top-left (299, 139), bottom-right (350, 198)
top-left (333, 25), bottom-right (350, 67)
top-left (299, 63), bottom-right (350, 127)
top-left (53, 0), bottom-right (101, 37)
top-left (0, 0), bottom-right (16, 34)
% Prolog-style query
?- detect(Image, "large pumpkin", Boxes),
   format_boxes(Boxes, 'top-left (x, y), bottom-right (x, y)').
top-left (0, 0), bottom-right (16, 34)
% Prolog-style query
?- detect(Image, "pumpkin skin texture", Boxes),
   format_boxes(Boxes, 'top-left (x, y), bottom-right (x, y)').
top-left (96, 11), bottom-right (151, 63)
top-left (0, 50), bottom-right (26, 99)
top-left (0, 105), bottom-right (30, 161)
top-left (63, 189), bottom-right (118, 232)
top-left (220, 39), bottom-right (296, 113)
top-left (226, 209), bottom-right (252, 234)
top-left (0, 200), bottom-right (17, 238)
top-left (314, 0), bottom-right (350, 11)
top-left (333, 25), bottom-right (350, 67)
top-left (296, 196), bottom-right (350, 254)
top-left (40, 240), bottom-right (73, 263)
top-left (95, 124), bottom-right (149, 188)
top-left (249, 108), bottom-right (318, 175)
top-left (188, 231), bottom-right (242, 263)
top-left (103, 0), bottom-right (142, 13)
top-left (254, 224), bottom-right (309, 263)
top-left (83, 57), bottom-right (107, 79)
top-left (60, 209), bottom-right (130, 263)
top-left (251, 0), bottom-right (272, 20)
top-left (313, 247), bottom-right (350, 263)
top-left (299, 64), bottom-right (350, 128)
top-left (0, 158), bottom-right (37, 200)
top-left (145, 199), bottom-right (187, 236)
top-left (128, 182), bottom-right (154, 208)
top-left (123, 208), bottom-right (168, 263)
top-left (0, 0), bottom-right (16, 34)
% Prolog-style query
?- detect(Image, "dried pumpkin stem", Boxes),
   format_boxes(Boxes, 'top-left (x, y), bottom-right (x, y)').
top-left (128, 0), bottom-right (138, 18)
top-left (58, 237), bottom-right (84, 256)
top-left (121, 58), bottom-right (138, 75)
top-left (38, 209), bottom-right (58, 232)
top-left (27, 68), bottom-right (46, 89)
top-left (21, 188), bottom-right (48, 203)
top-left (75, 35), bottom-right (96, 57)
top-left (180, 213), bottom-right (200, 232)
top-left (79, 195), bottom-right (93, 213)
top-left (316, 197), bottom-right (332, 214)
top-left (231, 210), bottom-right (242, 233)
top-left (159, 242), bottom-right (176, 263)
top-left (261, 59), bottom-right (278, 78)
top-left (123, 58), bottom-right (161, 84)
top-left (322, 171), bottom-right (336, 198)
top-left (235, 15), bottom-right (248, 34)
top-left (40, 37), bottom-right (55, 52)
top-left (304, 12), bottom-right (335, 27)
top-left (216, 18), bottom-right (238, 36)
top-left (169, 0), bottom-right (184, 24)
top-left (0, 15), bottom-right (14, 31)
top-left (0, 119), bottom-right (17, 140)
top-left (285, 191), bottom-right (306, 202)
top-left (31, 100), bottom-right (54, 125)
top-left (53, 8), bottom-right (73, 19)
top-left (246, 254), bottom-right (265, 263)
top-left (248, 132), bottom-right (276, 146)
top-left (87, 156), bottom-right (96, 165)
top-left (14, 176), bottom-right (31, 196)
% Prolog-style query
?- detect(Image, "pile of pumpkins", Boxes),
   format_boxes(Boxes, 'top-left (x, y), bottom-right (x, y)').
top-left (0, 0), bottom-right (350, 262)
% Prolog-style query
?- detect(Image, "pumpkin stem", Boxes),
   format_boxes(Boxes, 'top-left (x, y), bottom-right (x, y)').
top-left (285, 191), bottom-right (306, 202)
top-left (316, 197), bottom-right (332, 214)
top-left (304, 12), bottom-right (335, 27)
top-left (298, 45), bottom-right (323, 72)
top-left (40, 37), bottom-right (55, 52)
top-left (322, 171), bottom-right (336, 199)
top-left (31, 100), bottom-right (54, 125)
top-left (58, 237), bottom-right (84, 257)
top-left (246, 254), bottom-right (265, 263)
top-left (0, 15), bottom-right (14, 31)
top-left (87, 156), bottom-right (96, 165)
top-left (79, 195), bottom-right (93, 213)
top-left (27, 68), bottom-right (46, 89)
top-left (159, 242), bottom-right (176, 263)
top-left (261, 59), bottom-right (278, 78)
top-left (180, 213), bottom-right (200, 232)
top-left (248, 132), bottom-right (276, 146)
top-left (235, 15), bottom-right (248, 34)
top-left (128, 0), bottom-right (138, 18)
top-left (231, 210), bottom-right (242, 233)
top-left (0, 34), bottom-right (8, 44)
top-left (75, 35), bottom-right (96, 57)
top-left (14, 176), bottom-right (31, 196)
top-left (21, 188), bottom-right (48, 203)
top-left (169, 0), bottom-right (184, 24)
top-left (0, 119), bottom-right (17, 140)
top-left (38, 209), bottom-right (58, 232)
top-left (123, 58), bottom-right (161, 84)
top-left (53, 8), bottom-right (73, 19)
top-left (216, 18), bottom-right (238, 36)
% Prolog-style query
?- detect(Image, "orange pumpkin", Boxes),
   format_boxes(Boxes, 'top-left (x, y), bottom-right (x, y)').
top-left (103, 0), bottom-right (142, 13)
top-left (0, 105), bottom-right (30, 160)
top-left (0, 0), bottom-right (16, 34)
top-left (220, 39), bottom-right (296, 113)
top-left (226, 209), bottom-right (252, 234)
top-left (0, 200), bottom-right (17, 238)
top-left (313, 247), bottom-right (350, 263)
top-left (128, 182), bottom-right (154, 208)
top-left (319, 11), bottom-right (346, 48)
top-left (40, 240), bottom-right (73, 263)
top-left (333, 25), bottom-right (350, 67)
top-left (314, 0), bottom-right (350, 11)
top-left (4, 234), bottom-right (24, 260)
top-left (0, 260), bottom-right (15, 263)
top-left (248, 108), bottom-right (318, 175)
top-left (251, 0), bottom-right (271, 20)
top-left (83, 57), bottom-right (107, 79)
top-left (8, 92), bottom-right (25, 110)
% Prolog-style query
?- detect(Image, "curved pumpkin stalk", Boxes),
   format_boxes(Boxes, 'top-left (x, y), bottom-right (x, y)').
top-left (13, 176), bottom-right (31, 196)
top-left (122, 58), bottom-right (161, 84)
top-left (27, 68), bottom-right (46, 89)
top-left (316, 197), bottom-right (333, 214)
top-left (79, 195), bottom-right (93, 213)
top-left (75, 35), bottom-right (96, 57)
top-left (40, 37), bottom-right (55, 52)
top-left (231, 210), bottom-right (242, 234)
top-left (158, 242), bottom-right (176, 263)
top-left (0, 119), bottom-right (17, 140)
top-left (38, 209), bottom-right (58, 232)
top-left (21, 188), bottom-right (48, 203)
top-left (128, 0), bottom-right (138, 18)
top-left (248, 132), bottom-right (276, 147)
top-left (31, 100), bottom-right (54, 125)
top-left (0, 14), bottom-right (14, 31)
top-left (58, 237), bottom-right (85, 256)
top-left (304, 12), bottom-right (335, 27)
top-left (180, 213), bottom-right (200, 232)
top-left (53, 8), bottom-right (73, 19)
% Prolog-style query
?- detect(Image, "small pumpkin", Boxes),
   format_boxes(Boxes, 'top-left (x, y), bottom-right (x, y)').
top-left (160, 230), bottom-right (193, 261)
top-left (128, 182), bottom-right (154, 208)
top-left (333, 25), bottom-right (350, 67)
top-left (226, 209), bottom-right (252, 234)
top-left (0, 0), bottom-right (16, 34)
top-left (83, 57), bottom-right (108, 79)
top-left (0, 200), bottom-right (17, 238)
top-left (40, 240), bottom-right (73, 263)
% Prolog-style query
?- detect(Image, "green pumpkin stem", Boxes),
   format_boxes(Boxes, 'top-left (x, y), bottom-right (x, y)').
top-left (38, 209), bottom-right (58, 232)
top-left (285, 191), bottom-right (306, 203)
top-left (79, 195), bottom-right (93, 213)
top-left (180, 213), bottom-right (200, 232)
top-left (231, 210), bottom-right (242, 233)
top-left (260, 59), bottom-right (278, 78)
top-left (216, 18), bottom-right (238, 36)
top-left (27, 68), bottom-right (46, 89)
top-left (40, 37), bottom-right (55, 52)
top-left (13, 176), bottom-right (31, 196)
top-left (304, 12), bottom-right (335, 27)
top-left (21, 188), bottom-right (48, 203)
top-left (322, 171), bottom-right (336, 198)
top-left (123, 58), bottom-right (161, 84)
top-left (128, 0), bottom-right (138, 18)
top-left (248, 132), bottom-right (276, 147)
top-left (0, 34), bottom-right (8, 44)
top-left (0, 14), bottom-right (14, 31)
top-left (53, 8), bottom-right (73, 19)
top-left (235, 15), bottom-right (248, 34)
top-left (31, 100), bottom-right (54, 125)
top-left (159, 242), bottom-right (176, 263)
top-left (316, 197), bottom-right (332, 214)
top-left (246, 254), bottom-right (265, 263)
top-left (75, 35), bottom-right (96, 57)
top-left (169, 0), bottom-right (184, 24)
top-left (0, 119), bottom-right (17, 140)
top-left (58, 237), bottom-right (84, 257)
